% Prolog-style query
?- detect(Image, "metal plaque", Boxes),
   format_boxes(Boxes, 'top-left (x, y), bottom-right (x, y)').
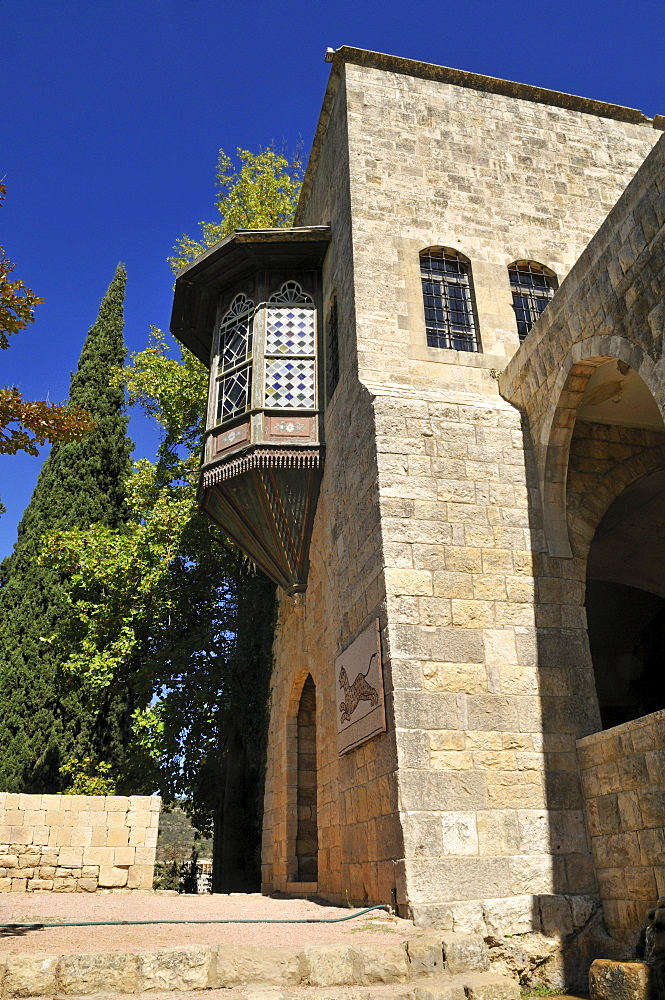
top-left (336, 619), bottom-right (386, 756)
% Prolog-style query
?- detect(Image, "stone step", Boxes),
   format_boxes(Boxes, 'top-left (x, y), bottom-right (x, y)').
top-left (0, 931), bottom-right (528, 1000)
top-left (524, 995), bottom-right (588, 1000)
top-left (589, 958), bottom-right (650, 999)
top-left (0, 932), bottom-right (506, 996)
top-left (11, 975), bottom-right (522, 1000)
top-left (415, 971), bottom-right (522, 999)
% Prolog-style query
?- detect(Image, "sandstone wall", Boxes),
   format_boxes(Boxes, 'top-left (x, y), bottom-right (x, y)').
top-left (499, 133), bottom-right (665, 557)
top-left (577, 710), bottom-right (665, 944)
top-left (0, 793), bottom-right (160, 892)
top-left (336, 53), bottom-right (658, 925)
top-left (340, 55), bottom-right (660, 377)
top-left (264, 48), bottom-right (662, 930)
top-left (263, 68), bottom-right (403, 905)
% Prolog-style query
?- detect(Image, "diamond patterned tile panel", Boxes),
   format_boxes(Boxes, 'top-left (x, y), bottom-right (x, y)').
top-left (266, 307), bottom-right (315, 356)
top-left (265, 359), bottom-right (315, 409)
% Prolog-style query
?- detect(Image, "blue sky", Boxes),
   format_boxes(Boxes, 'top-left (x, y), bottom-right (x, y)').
top-left (2, 0), bottom-right (665, 558)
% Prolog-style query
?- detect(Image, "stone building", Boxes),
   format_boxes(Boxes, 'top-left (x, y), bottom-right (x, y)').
top-left (171, 47), bottom-right (665, 982)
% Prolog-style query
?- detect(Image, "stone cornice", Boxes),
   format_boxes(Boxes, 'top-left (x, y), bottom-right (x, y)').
top-left (334, 46), bottom-right (662, 126)
top-left (296, 46), bottom-right (663, 222)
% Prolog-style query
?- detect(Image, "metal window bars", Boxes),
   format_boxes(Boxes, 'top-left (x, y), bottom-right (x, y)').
top-left (508, 261), bottom-right (556, 341)
top-left (326, 295), bottom-right (339, 404)
top-left (420, 248), bottom-right (479, 352)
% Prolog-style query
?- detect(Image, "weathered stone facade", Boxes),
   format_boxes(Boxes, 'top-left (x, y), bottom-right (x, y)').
top-left (578, 709), bottom-right (665, 946)
top-left (0, 792), bottom-right (160, 892)
top-left (174, 45), bottom-right (665, 987)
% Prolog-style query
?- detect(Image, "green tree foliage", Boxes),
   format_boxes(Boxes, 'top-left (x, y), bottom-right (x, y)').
top-left (60, 757), bottom-right (116, 795)
top-left (42, 146), bottom-right (299, 885)
top-left (0, 264), bottom-right (139, 792)
top-left (44, 328), bottom-right (276, 884)
top-left (168, 146), bottom-right (302, 272)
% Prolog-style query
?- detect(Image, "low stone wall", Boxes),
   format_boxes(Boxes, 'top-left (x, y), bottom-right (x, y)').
top-left (0, 793), bottom-right (160, 892)
top-left (577, 709), bottom-right (665, 944)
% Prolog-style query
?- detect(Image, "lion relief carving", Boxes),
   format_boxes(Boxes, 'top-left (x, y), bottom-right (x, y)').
top-left (339, 651), bottom-right (379, 723)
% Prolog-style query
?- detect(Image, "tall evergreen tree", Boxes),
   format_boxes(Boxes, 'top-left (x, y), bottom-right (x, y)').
top-left (0, 264), bottom-right (136, 792)
top-left (42, 148), bottom-right (298, 884)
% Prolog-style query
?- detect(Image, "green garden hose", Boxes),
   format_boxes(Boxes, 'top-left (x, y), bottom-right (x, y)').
top-left (0, 903), bottom-right (392, 930)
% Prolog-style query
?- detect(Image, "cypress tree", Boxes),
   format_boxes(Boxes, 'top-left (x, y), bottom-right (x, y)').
top-left (0, 264), bottom-right (135, 792)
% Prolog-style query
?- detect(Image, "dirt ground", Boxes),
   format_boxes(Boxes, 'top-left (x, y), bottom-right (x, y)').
top-left (0, 892), bottom-right (421, 953)
top-left (13, 993), bottom-right (585, 1000)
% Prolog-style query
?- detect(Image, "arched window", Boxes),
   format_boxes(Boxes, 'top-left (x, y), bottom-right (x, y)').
top-left (296, 675), bottom-right (318, 882)
top-left (508, 261), bottom-right (557, 341)
top-left (216, 293), bottom-right (254, 423)
top-left (420, 248), bottom-right (479, 352)
top-left (264, 281), bottom-right (317, 410)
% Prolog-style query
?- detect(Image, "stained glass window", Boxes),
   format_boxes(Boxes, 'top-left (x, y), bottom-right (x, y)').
top-left (508, 262), bottom-right (557, 341)
top-left (266, 308), bottom-right (315, 356)
top-left (216, 366), bottom-right (252, 423)
top-left (219, 293), bottom-right (253, 371)
top-left (269, 281), bottom-right (313, 304)
top-left (265, 359), bottom-right (316, 408)
top-left (216, 293), bottom-right (253, 423)
top-left (420, 248), bottom-right (479, 352)
top-left (265, 282), bottom-right (316, 410)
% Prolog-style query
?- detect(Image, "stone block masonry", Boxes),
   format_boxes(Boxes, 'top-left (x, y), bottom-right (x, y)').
top-left (262, 48), bottom-right (664, 984)
top-left (0, 792), bottom-right (160, 892)
top-left (0, 932), bottom-right (522, 997)
top-left (577, 709), bottom-right (665, 945)
top-left (500, 132), bottom-right (665, 560)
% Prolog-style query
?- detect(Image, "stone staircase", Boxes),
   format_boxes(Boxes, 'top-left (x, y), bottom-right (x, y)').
top-left (0, 933), bottom-right (521, 998)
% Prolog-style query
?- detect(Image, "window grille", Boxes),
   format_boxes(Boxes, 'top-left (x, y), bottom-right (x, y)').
top-left (420, 248), bottom-right (478, 352)
top-left (264, 282), bottom-right (317, 409)
top-left (326, 295), bottom-right (339, 404)
top-left (216, 293), bottom-right (253, 423)
top-left (508, 262), bottom-right (556, 341)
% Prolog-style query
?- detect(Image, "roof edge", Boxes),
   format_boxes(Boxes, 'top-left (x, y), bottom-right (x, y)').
top-left (174, 226), bottom-right (332, 281)
top-left (295, 61), bottom-right (345, 225)
top-left (332, 46), bottom-right (662, 127)
top-left (296, 47), bottom-right (663, 223)
top-left (170, 226), bottom-right (332, 364)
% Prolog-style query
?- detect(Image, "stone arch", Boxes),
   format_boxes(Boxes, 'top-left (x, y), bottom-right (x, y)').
top-left (561, 367), bottom-right (665, 731)
top-left (567, 440), bottom-right (665, 560)
top-left (285, 671), bottom-right (319, 883)
top-left (578, 466), bottom-right (665, 728)
top-left (507, 259), bottom-right (558, 278)
top-left (539, 335), bottom-right (663, 557)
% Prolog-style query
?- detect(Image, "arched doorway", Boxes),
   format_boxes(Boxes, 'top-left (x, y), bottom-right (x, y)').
top-left (585, 468), bottom-right (665, 729)
top-left (564, 359), bottom-right (665, 729)
top-left (295, 675), bottom-right (318, 882)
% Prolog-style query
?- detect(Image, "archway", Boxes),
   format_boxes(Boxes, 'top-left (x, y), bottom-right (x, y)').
top-left (585, 467), bottom-right (665, 729)
top-left (295, 675), bottom-right (318, 882)
top-left (540, 348), bottom-right (663, 555)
